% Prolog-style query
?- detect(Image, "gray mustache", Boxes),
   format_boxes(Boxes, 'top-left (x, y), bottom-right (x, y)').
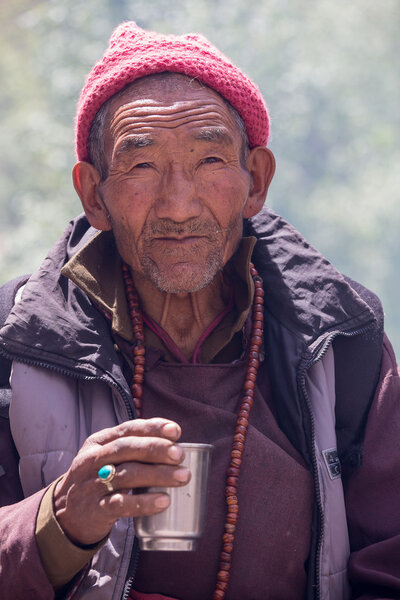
top-left (147, 219), bottom-right (222, 236)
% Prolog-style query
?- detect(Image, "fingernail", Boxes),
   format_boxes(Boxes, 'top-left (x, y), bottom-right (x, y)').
top-left (173, 467), bottom-right (190, 483)
top-left (168, 444), bottom-right (183, 461)
top-left (162, 423), bottom-right (179, 438)
top-left (155, 495), bottom-right (170, 509)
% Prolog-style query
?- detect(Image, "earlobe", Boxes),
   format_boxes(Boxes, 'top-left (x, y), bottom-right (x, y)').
top-left (72, 162), bottom-right (112, 231)
top-left (243, 147), bottom-right (276, 219)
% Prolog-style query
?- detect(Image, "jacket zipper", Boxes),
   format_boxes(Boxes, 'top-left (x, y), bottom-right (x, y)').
top-left (0, 345), bottom-right (141, 598)
top-left (299, 324), bottom-right (375, 600)
top-left (121, 537), bottom-right (141, 600)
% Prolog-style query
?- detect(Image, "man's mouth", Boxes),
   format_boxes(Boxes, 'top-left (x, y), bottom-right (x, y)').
top-left (153, 235), bottom-right (206, 245)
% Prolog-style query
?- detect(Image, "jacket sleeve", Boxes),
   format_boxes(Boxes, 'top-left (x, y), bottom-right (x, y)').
top-left (0, 397), bottom-right (55, 598)
top-left (0, 488), bottom-right (55, 600)
top-left (36, 479), bottom-right (106, 590)
top-left (345, 334), bottom-right (400, 599)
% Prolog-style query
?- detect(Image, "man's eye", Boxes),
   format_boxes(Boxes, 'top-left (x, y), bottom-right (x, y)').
top-left (134, 162), bottom-right (151, 169)
top-left (202, 156), bottom-right (222, 164)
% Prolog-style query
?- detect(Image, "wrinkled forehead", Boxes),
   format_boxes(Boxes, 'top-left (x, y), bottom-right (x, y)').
top-left (108, 72), bottom-right (220, 112)
top-left (113, 72), bottom-right (205, 99)
top-left (105, 73), bottom-right (240, 141)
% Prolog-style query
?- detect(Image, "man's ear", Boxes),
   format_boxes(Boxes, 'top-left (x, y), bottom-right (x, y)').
top-left (72, 162), bottom-right (112, 231)
top-left (243, 147), bottom-right (276, 219)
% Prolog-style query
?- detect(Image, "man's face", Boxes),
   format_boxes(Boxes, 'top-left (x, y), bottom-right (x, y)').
top-left (98, 75), bottom-right (254, 294)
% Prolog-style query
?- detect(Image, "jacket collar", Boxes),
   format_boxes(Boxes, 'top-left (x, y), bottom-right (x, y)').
top-left (245, 208), bottom-right (375, 353)
top-left (0, 209), bottom-right (375, 369)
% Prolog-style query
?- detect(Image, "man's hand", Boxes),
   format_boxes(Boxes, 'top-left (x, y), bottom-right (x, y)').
top-left (53, 418), bottom-right (189, 546)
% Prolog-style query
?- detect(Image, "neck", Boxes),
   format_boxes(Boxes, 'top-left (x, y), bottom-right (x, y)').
top-left (131, 270), bottom-right (230, 359)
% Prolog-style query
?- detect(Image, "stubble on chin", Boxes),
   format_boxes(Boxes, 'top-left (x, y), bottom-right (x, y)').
top-left (141, 214), bottom-right (244, 294)
top-left (140, 245), bottom-right (224, 294)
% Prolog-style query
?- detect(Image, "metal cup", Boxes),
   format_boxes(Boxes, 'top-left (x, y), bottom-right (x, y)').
top-left (135, 442), bottom-right (213, 551)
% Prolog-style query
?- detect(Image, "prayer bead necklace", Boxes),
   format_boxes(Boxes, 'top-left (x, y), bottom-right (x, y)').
top-left (122, 262), bottom-right (264, 600)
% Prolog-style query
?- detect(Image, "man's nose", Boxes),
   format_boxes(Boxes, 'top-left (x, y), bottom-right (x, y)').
top-left (155, 165), bottom-right (201, 222)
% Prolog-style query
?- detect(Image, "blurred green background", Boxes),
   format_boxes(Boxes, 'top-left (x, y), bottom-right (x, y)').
top-left (1, 0), bottom-right (399, 355)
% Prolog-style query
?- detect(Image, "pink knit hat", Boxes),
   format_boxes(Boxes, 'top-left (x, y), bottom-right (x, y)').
top-left (75, 22), bottom-right (270, 161)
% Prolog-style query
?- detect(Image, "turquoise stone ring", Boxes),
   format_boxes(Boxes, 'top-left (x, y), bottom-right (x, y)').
top-left (98, 464), bottom-right (116, 491)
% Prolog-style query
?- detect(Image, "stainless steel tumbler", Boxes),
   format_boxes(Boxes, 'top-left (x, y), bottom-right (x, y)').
top-left (135, 442), bottom-right (213, 551)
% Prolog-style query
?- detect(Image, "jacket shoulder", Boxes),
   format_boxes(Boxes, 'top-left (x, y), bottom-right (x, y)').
top-left (0, 275), bottom-right (31, 390)
top-left (333, 275), bottom-right (385, 468)
top-left (342, 275), bottom-right (384, 330)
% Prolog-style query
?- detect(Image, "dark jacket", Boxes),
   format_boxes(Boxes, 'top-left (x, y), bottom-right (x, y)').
top-left (0, 207), bottom-right (399, 600)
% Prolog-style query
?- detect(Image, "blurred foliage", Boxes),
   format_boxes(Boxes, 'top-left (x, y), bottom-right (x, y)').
top-left (0, 0), bottom-right (399, 354)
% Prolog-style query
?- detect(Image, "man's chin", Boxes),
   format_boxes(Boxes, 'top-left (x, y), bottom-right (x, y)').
top-left (143, 260), bottom-right (221, 295)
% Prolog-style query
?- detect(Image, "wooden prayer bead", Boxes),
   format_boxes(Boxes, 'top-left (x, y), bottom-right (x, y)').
top-left (248, 358), bottom-right (259, 368)
top-left (247, 365), bottom-right (258, 375)
top-left (238, 409), bottom-right (250, 419)
top-left (233, 441), bottom-right (244, 451)
top-left (220, 551), bottom-right (231, 562)
top-left (227, 466), bottom-right (240, 476)
top-left (227, 514), bottom-right (238, 524)
top-left (226, 495), bottom-right (238, 504)
top-left (131, 383), bottom-right (143, 397)
top-left (133, 346), bottom-right (145, 356)
top-left (236, 424), bottom-right (247, 434)
top-left (246, 372), bottom-right (257, 382)
top-left (217, 581), bottom-right (228, 591)
top-left (226, 476), bottom-right (239, 487)
top-left (216, 581), bottom-right (228, 592)
top-left (243, 381), bottom-right (255, 392)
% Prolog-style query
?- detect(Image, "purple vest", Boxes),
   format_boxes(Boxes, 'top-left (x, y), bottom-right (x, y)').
top-left (133, 355), bottom-right (313, 600)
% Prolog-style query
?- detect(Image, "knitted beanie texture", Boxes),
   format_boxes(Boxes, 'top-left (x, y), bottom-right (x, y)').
top-left (75, 22), bottom-right (270, 161)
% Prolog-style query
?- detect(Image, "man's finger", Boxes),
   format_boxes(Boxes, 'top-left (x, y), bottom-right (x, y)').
top-left (99, 491), bottom-right (171, 519)
top-left (93, 435), bottom-right (185, 467)
top-left (87, 418), bottom-right (181, 447)
top-left (97, 462), bottom-right (191, 492)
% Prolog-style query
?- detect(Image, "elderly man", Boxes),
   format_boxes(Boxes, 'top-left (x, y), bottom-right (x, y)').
top-left (0, 22), bottom-right (399, 600)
